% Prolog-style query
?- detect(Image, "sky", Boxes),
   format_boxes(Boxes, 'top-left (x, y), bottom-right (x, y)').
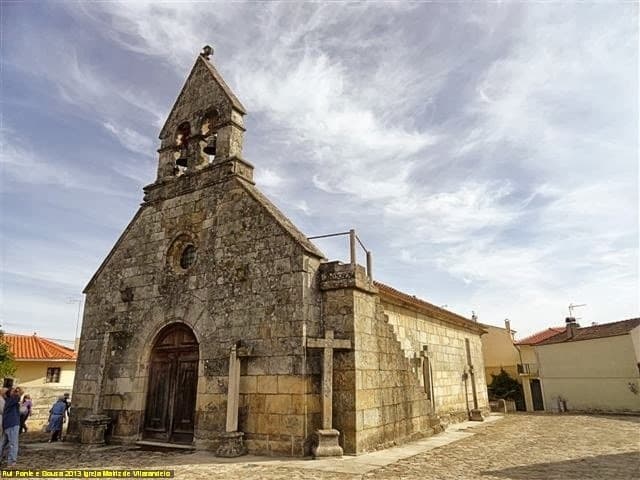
top-left (1, 1), bottom-right (638, 343)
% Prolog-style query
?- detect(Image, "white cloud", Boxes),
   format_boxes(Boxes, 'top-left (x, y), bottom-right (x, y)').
top-left (4, 2), bottom-right (637, 339)
top-left (0, 129), bottom-right (134, 197)
top-left (255, 168), bottom-right (285, 189)
top-left (103, 122), bottom-right (155, 157)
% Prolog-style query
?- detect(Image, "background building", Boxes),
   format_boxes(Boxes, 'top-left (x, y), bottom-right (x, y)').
top-left (4, 333), bottom-right (76, 429)
top-left (535, 317), bottom-right (640, 413)
top-left (480, 320), bottom-right (520, 381)
top-left (514, 327), bottom-right (564, 412)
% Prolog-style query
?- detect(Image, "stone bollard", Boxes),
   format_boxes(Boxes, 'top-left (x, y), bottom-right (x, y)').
top-left (79, 414), bottom-right (111, 446)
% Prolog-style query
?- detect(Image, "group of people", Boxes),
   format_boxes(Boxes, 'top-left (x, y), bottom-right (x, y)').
top-left (1, 386), bottom-right (71, 468)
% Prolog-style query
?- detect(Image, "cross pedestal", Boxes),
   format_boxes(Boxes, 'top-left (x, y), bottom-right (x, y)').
top-left (306, 329), bottom-right (351, 458)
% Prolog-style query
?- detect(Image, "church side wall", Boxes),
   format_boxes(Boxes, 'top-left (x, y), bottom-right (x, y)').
top-left (381, 302), bottom-right (489, 423)
top-left (352, 290), bottom-right (435, 453)
top-left (69, 178), bottom-right (323, 456)
top-left (319, 262), bottom-right (436, 455)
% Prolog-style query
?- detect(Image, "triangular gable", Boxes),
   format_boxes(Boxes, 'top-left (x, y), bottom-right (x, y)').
top-left (84, 208), bottom-right (144, 293)
top-left (159, 55), bottom-right (247, 139)
top-left (236, 178), bottom-right (325, 259)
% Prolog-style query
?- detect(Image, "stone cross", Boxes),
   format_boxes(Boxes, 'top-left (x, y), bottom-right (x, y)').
top-left (217, 342), bottom-right (252, 457)
top-left (465, 338), bottom-right (483, 421)
top-left (81, 331), bottom-right (112, 446)
top-left (226, 343), bottom-right (241, 432)
top-left (93, 331), bottom-right (112, 414)
top-left (421, 346), bottom-right (433, 401)
top-left (306, 330), bottom-right (351, 430)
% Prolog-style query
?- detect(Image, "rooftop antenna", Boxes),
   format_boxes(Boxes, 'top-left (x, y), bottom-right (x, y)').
top-left (568, 303), bottom-right (586, 319)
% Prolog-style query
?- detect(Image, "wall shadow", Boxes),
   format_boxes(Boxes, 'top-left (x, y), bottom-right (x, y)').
top-left (484, 451), bottom-right (639, 480)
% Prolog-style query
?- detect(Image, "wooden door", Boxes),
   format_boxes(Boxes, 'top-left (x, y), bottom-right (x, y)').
top-left (531, 379), bottom-right (544, 411)
top-left (144, 324), bottom-right (199, 444)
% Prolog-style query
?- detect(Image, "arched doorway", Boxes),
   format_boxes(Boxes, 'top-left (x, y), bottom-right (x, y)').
top-left (144, 323), bottom-right (199, 444)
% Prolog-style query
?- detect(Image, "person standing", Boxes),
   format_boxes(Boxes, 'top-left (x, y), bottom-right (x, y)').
top-left (47, 396), bottom-right (67, 443)
top-left (19, 394), bottom-right (32, 434)
top-left (61, 392), bottom-right (71, 441)
top-left (0, 387), bottom-right (7, 440)
top-left (1, 386), bottom-right (22, 468)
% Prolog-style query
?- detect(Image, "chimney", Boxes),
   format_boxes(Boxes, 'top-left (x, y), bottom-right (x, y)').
top-left (565, 317), bottom-right (579, 339)
top-left (504, 319), bottom-right (511, 333)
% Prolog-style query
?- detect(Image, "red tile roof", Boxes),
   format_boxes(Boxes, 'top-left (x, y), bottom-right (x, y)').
top-left (4, 334), bottom-right (77, 360)
top-left (374, 281), bottom-right (486, 334)
top-left (515, 328), bottom-right (565, 345)
top-left (536, 318), bottom-right (640, 345)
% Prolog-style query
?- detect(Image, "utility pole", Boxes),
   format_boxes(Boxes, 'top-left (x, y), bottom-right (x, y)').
top-left (67, 297), bottom-right (84, 351)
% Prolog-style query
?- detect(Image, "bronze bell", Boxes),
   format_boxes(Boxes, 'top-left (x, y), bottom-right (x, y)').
top-left (203, 134), bottom-right (217, 156)
top-left (175, 147), bottom-right (189, 168)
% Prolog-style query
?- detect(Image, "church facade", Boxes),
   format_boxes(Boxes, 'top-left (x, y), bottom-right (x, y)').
top-left (68, 48), bottom-right (488, 457)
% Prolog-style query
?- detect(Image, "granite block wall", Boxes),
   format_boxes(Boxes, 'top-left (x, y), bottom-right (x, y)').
top-left (69, 170), bottom-right (325, 456)
top-left (382, 302), bottom-right (490, 421)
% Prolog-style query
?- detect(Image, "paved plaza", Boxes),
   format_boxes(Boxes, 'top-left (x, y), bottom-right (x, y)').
top-left (16, 414), bottom-right (640, 479)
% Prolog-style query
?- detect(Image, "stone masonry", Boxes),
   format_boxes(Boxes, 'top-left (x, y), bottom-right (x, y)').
top-left (68, 47), bottom-right (489, 457)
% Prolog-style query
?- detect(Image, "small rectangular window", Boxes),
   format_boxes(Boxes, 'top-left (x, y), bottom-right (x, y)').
top-left (46, 367), bottom-right (61, 383)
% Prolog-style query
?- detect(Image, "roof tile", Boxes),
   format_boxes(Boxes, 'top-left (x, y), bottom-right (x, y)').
top-left (536, 317), bottom-right (640, 345)
top-left (515, 328), bottom-right (565, 345)
top-left (4, 334), bottom-right (77, 360)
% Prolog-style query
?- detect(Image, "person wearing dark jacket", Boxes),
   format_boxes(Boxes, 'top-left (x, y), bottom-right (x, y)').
top-left (1, 386), bottom-right (22, 468)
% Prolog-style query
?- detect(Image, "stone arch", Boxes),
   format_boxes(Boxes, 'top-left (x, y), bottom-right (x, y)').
top-left (142, 321), bottom-right (200, 444)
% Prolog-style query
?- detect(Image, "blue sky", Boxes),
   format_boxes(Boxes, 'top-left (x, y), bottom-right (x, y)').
top-left (1, 1), bottom-right (638, 342)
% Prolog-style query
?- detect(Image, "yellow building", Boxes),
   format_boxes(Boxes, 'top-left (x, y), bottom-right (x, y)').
top-left (534, 317), bottom-right (640, 413)
top-left (5, 334), bottom-right (77, 429)
top-left (480, 320), bottom-right (520, 382)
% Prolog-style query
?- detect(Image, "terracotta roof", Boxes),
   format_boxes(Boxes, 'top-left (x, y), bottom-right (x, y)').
top-left (515, 328), bottom-right (565, 345)
top-left (536, 317), bottom-right (640, 345)
top-left (4, 334), bottom-right (77, 360)
top-left (374, 281), bottom-right (486, 334)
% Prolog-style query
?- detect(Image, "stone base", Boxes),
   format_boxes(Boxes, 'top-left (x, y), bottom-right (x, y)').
top-left (215, 431), bottom-right (246, 457)
top-left (80, 414), bottom-right (111, 446)
top-left (470, 409), bottom-right (484, 422)
top-left (311, 429), bottom-right (343, 458)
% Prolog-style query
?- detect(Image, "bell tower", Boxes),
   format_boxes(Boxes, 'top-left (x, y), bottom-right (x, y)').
top-left (152, 46), bottom-right (252, 185)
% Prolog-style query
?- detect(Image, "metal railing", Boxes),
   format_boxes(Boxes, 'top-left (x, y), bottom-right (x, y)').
top-left (308, 229), bottom-right (373, 280)
top-left (517, 363), bottom-right (539, 376)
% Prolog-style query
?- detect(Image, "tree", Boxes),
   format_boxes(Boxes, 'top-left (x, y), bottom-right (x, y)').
top-left (488, 368), bottom-right (522, 401)
top-left (0, 330), bottom-right (16, 380)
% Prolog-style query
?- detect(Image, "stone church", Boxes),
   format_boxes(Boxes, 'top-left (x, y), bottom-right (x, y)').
top-left (68, 47), bottom-right (489, 457)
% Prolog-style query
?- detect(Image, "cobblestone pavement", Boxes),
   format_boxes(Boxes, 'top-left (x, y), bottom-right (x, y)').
top-left (14, 414), bottom-right (640, 479)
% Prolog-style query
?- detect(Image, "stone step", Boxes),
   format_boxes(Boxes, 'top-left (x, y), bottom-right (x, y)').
top-left (135, 440), bottom-right (195, 451)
